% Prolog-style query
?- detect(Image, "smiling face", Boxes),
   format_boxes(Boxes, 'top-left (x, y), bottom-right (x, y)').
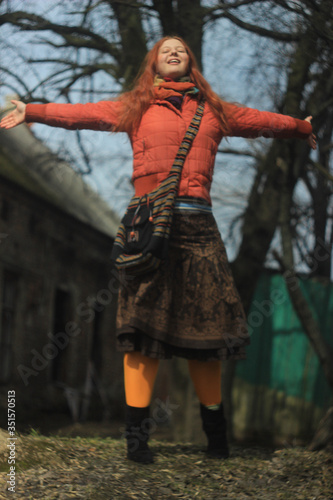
top-left (156, 38), bottom-right (189, 80)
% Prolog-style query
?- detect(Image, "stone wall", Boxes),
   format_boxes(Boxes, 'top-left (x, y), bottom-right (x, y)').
top-left (0, 173), bottom-right (124, 426)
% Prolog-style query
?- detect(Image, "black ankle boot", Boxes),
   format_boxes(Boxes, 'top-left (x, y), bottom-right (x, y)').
top-left (125, 405), bottom-right (154, 464)
top-left (200, 403), bottom-right (230, 459)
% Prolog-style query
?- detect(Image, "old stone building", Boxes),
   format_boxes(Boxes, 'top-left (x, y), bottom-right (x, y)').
top-left (0, 116), bottom-right (124, 426)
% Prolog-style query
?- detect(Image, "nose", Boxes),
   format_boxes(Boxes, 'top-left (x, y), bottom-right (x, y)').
top-left (170, 48), bottom-right (178, 55)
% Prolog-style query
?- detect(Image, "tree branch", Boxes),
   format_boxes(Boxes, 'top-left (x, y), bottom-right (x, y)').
top-left (206, 0), bottom-right (264, 16)
top-left (28, 59), bottom-right (117, 75)
top-left (217, 147), bottom-right (261, 159)
top-left (275, 180), bottom-right (333, 390)
top-left (308, 159), bottom-right (333, 183)
top-left (0, 11), bottom-right (121, 59)
top-left (0, 67), bottom-right (32, 96)
top-left (205, 1), bottom-right (300, 42)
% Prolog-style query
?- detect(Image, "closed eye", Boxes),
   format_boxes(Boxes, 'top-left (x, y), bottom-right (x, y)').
top-left (161, 47), bottom-right (186, 53)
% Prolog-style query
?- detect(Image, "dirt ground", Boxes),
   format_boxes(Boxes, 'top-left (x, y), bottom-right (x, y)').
top-left (0, 421), bottom-right (332, 500)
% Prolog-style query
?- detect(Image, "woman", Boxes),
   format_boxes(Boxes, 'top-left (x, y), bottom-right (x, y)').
top-left (0, 36), bottom-right (316, 464)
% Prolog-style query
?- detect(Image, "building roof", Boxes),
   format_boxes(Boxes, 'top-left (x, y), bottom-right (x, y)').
top-left (0, 114), bottom-right (120, 238)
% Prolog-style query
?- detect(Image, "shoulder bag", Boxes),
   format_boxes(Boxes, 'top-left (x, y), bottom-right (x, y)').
top-left (110, 100), bottom-right (205, 276)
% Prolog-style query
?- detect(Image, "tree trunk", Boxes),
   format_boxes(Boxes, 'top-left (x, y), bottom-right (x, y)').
top-left (278, 188), bottom-right (333, 390)
top-left (278, 181), bottom-right (333, 450)
top-left (308, 407), bottom-right (333, 451)
top-left (226, 24), bottom-right (324, 438)
top-left (232, 23), bottom-right (319, 309)
top-left (110, 1), bottom-right (148, 89)
top-left (152, 0), bottom-right (204, 67)
top-left (176, 0), bottom-right (204, 69)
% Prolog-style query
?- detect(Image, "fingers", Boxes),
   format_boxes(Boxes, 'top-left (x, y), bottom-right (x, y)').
top-left (311, 135), bottom-right (317, 150)
top-left (0, 113), bottom-right (22, 129)
top-left (0, 113), bottom-right (16, 129)
top-left (0, 115), bottom-right (11, 129)
top-left (0, 101), bottom-right (16, 128)
top-left (307, 133), bottom-right (317, 150)
top-left (304, 116), bottom-right (316, 149)
top-left (0, 99), bottom-right (26, 129)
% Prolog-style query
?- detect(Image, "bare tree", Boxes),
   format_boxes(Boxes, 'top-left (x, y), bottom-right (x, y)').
top-left (212, 0), bottom-right (333, 444)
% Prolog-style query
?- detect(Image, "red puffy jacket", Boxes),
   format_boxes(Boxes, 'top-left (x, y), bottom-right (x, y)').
top-left (26, 96), bottom-right (311, 203)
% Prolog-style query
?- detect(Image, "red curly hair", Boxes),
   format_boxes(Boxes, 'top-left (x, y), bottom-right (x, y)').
top-left (114, 36), bottom-right (230, 135)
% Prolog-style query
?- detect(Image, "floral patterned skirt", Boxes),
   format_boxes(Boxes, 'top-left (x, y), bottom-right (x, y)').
top-left (116, 213), bottom-right (250, 360)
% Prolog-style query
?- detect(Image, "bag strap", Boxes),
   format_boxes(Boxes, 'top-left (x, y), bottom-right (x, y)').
top-left (169, 99), bottom-right (205, 177)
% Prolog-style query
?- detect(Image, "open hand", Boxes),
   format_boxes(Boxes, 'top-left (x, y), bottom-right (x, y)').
top-left (0, 100), bottom-right (26, 129)
top-left (305, 116), bottom-right (317, 150)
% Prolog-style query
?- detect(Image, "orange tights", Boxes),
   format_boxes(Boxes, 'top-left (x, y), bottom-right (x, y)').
top-left (124, 352), bottom-right (222, 408)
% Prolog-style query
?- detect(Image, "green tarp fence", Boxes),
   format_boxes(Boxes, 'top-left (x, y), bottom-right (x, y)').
top-left (236, 271), bottom-right (333, 409)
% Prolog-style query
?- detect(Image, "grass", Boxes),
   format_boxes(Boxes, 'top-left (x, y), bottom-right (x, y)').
top-left (0, 430), bottom-right (332, 499)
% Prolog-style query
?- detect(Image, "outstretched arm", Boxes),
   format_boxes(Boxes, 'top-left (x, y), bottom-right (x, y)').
top-left (0, 100), bottom-right (26, 129)
top-left (1, 99), bottom-right (123, 132)
top-left (225, 103), bottom-right (317, 150)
